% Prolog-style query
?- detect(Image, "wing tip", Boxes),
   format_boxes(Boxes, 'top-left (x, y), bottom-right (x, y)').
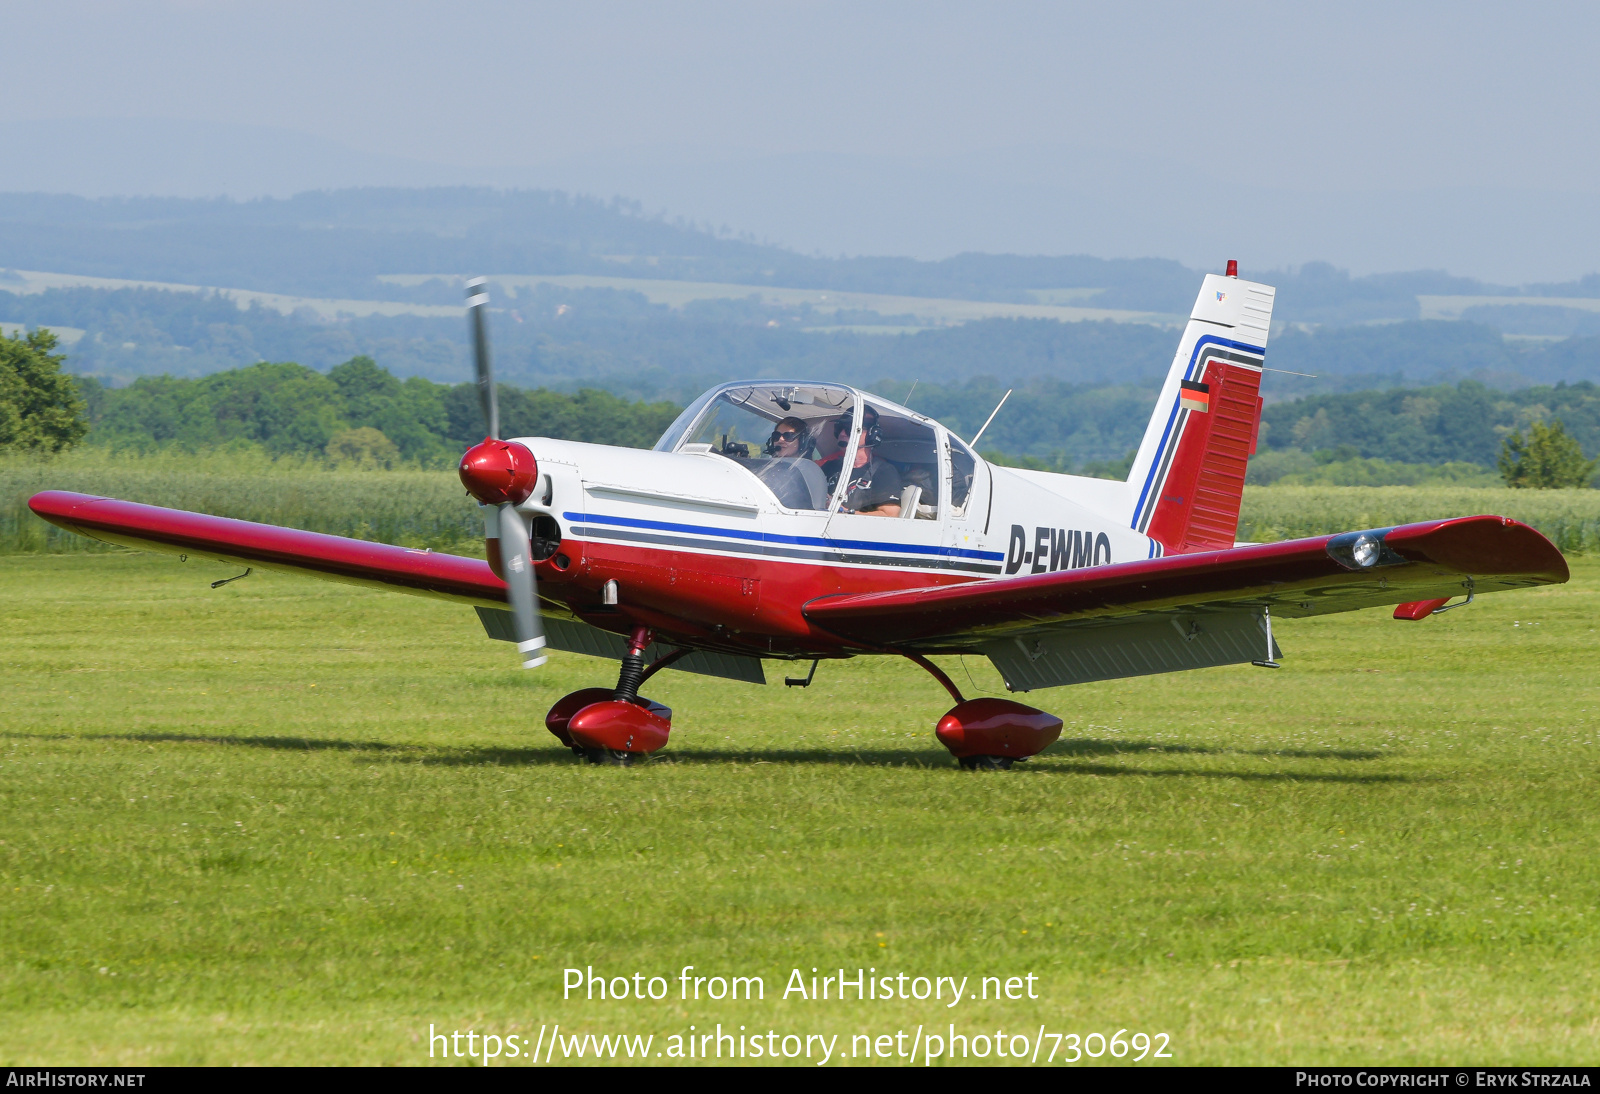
top-left (1385, 514), bottom-right (1571, 584)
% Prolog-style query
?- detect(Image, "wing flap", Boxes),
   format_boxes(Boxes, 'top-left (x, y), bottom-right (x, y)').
top-left (984, 610), bottom-right (1277, 692)
top-left (802, 515), bottom-right (1567, 649)
top-left (28, 491), bottom-right (507, 607)
top-left (476, 608), bottom-right (767, 684)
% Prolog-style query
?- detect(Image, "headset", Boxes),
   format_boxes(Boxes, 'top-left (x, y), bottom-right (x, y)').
top-left (765, 418), bottom-right (814, 457)
top-left (829, 407), bottom-right (881, 448)
top-left (860, 406), bottom-right (883, 448)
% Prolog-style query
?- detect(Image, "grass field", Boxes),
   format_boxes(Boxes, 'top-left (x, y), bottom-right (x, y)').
top-left (2, 548), bottom-right (1597, 1066)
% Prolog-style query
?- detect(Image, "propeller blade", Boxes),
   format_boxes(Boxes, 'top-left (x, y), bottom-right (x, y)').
top-left (466, 276), bottom-right (499, 440)
top-left (497, 501), bottom-right (547, 669)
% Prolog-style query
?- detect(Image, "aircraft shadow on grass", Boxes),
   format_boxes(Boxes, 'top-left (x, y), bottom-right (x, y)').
top-left (1050, 737), bottom-right (1385, 761)
top-left (78, 732), bottom-right (1410, 784)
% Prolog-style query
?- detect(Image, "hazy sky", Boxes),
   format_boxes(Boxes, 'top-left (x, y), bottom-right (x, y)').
top-left (2, 1), bottom-right (1597, 279)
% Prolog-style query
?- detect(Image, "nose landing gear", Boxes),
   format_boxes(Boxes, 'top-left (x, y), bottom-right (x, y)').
top-left (545, 628), bottom-right (683, 765)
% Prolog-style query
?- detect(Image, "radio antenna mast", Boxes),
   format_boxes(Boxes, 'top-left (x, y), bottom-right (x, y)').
top-left (968, 389), bottom-right (1012, 448)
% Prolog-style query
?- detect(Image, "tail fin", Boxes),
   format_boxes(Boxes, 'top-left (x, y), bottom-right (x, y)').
top-left (1127, 267), bottom-right (1275, 554)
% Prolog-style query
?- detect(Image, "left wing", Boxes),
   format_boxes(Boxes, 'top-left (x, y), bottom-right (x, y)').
top-left (802, 516), bottom-right (1567, 691)
top-left (27, 490), bottom-right (767, 684)
top-left (29, 490), bottom-right (507, 607)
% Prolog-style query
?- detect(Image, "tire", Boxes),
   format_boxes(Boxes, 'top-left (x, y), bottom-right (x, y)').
top-left (958, 754), bottom-right (1014, 771)
top-left (581, 747), bottom-right (637, 767)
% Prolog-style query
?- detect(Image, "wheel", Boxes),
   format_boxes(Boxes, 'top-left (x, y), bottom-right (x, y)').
top-left (581, 747), bottom-right (637, 767)
top-left (958, 754), bottom-right (1014, 771)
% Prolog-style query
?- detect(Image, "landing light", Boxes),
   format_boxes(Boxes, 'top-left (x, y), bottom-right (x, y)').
top-left (1326, 529), bottom-right (1403, 571)
top-left (1350, 533), bottom-right (1380, 568)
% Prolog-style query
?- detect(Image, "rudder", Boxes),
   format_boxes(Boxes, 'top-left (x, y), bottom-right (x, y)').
top-left (1127, 265), bottom-right (1275, 553)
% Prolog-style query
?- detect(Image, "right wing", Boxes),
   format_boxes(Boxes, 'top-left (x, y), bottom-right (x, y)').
top-left (802, 516), bottom-right (1568, 691)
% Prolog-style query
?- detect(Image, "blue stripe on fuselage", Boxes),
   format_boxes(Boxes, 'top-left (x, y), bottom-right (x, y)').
top-left (563, 510), bottom-right (1005, 562)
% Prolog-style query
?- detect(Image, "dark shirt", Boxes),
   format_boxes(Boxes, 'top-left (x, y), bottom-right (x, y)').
top-left (821, 451), bottom-right (903, 513)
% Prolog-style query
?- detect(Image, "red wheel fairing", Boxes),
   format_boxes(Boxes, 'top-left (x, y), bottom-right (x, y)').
top-left (545, 688), bottom-right (616, 746)
top-left (567, 700), bottom-right (673, 755)
top-left (935, 698), bottom-right (1062, 760)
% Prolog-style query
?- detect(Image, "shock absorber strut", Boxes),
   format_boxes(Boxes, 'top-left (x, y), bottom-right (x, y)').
top-left (613, 624), bottom-right (653, 704)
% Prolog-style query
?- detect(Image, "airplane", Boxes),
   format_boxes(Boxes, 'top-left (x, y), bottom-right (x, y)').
top-left (28, 263), bottom-right (1569, 768)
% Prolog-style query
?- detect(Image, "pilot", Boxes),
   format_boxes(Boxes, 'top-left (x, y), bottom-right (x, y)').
top-left (765, 416), bottom-right (813, 459)
top-left (819, 406), bottom-right (902, 517)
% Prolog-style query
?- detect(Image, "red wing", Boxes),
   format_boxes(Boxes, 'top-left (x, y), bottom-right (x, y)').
top-left (28, 491), bottom-right (507, 608)
top-left (802, 515), bottom-right (1568, 651)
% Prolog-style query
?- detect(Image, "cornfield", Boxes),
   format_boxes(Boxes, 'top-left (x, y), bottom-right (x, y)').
top-left (6, 453), bottom-right (1598, 557)
top-left (1239, 485), bottom-right (1600, 554)
top-left (2, 450), bottom-right (481, 555)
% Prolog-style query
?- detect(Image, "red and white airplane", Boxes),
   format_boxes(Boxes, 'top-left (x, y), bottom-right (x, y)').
top-left (29, 264), bottom-right (1568, 766)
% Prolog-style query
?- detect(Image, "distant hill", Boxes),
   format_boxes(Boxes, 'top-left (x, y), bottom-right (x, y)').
top-left (3, 187), bottom-right (1599, 406)
top-left (3, 187), bottom-right (1598, 327)
top-left (4, 279), bottom-right (1596, 403)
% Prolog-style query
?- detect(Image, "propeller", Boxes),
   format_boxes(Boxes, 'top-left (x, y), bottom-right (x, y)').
top-left (458, 277), bottom-right (546, 669)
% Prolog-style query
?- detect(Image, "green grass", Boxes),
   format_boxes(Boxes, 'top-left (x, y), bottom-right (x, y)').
top-left (2, 551), bottom-right (1598, 1065)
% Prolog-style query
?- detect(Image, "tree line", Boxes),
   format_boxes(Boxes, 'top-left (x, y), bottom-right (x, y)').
top-left (3, 329), bottom-right (1595, 486)
top-left (1259, 379), bottom-right (1600, 467)
top-left (1, 333), bottom-right (679, 466)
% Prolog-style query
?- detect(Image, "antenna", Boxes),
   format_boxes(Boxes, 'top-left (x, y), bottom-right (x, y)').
top-left (903, 379), bottom-right (919, 408)
top-left (968, 389), bottom-right (1012, 448)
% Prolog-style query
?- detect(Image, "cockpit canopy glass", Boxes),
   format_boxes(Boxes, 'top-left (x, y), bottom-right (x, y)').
top-left (656, 382), bottom-right (954, 519)
top-left (654, 384), bottom-right (858, 511)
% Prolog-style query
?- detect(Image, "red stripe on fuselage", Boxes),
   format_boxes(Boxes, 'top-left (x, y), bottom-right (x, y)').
top-left (540, 534), bottom-right (980, 655)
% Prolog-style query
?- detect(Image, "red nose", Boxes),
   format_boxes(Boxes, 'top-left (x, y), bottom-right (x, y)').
top-left (459, 438), bottom-right (538, 506)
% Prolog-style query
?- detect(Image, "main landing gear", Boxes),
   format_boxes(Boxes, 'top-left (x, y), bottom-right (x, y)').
top-left (545, 626), bottom-right (681, 766)
top-left (545, 635), bottom-right (1061, 770)
top-left (905, 653), bottom-right (1063, 770)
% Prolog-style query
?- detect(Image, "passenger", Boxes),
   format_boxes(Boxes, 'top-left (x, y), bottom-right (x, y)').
top-left (765, 415), bottom-right (813, 459)
top-left (820, 406), bottom-right (902, 517)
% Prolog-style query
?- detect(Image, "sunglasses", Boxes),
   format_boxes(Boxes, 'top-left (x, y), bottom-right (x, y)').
top-left (772, 430), bottom-right (802, 442)
top-left (831, 421), bottom-right (857, 437)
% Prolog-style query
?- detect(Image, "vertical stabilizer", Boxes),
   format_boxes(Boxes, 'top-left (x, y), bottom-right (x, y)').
top-left (1127, 269), bottom-right (1275, 554)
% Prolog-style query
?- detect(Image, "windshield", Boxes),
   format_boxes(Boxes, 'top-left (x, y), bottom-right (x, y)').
top-left (661, 383), bottom-right (858, 511)
top-left (652, 388), bottom-right (718, 453)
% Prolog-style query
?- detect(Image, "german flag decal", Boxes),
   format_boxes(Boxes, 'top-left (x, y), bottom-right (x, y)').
top-left (1179, 379), bottom-right (1211, 413)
